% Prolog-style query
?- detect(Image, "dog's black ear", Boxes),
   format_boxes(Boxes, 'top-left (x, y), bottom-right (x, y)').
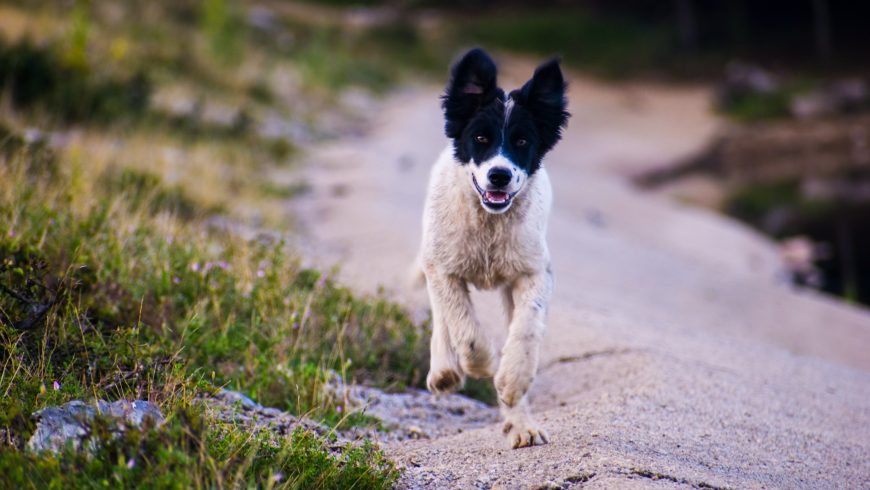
top-left (514, 58), bottom-right (570, 155)
top-left (442, 48), bottom-right (500, 139)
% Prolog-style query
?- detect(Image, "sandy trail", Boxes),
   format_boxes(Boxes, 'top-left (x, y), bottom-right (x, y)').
top-left (297, 72), bottom-right (870, 489)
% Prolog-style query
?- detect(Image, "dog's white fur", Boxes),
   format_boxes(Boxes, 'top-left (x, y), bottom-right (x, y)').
top-left (418, 145), bottom-right (553, 448)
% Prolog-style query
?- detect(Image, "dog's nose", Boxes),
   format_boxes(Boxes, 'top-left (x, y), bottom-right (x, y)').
top-left (487, 167), bottom-right (512, 187)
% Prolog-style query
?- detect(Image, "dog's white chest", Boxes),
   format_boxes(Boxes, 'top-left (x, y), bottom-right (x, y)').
top-left (421, 153), bottom-right (551, 290)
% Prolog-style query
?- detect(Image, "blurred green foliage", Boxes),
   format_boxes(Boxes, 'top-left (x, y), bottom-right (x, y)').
top-left (455, 11), bottom-right (673, 77)
top-left (0, 37), bottom-right (150, 123)
top-left (201, 0), bottom-right (246, 64)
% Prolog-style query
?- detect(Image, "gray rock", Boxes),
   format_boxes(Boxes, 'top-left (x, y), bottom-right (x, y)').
top-left (27, 400), bottom-right (164, 453)
top-left (345, 385), bottom-right (498, 442)
top-left (717, 62), bottom-right (780, 110)
top-left (197, 389), bottom-right (330, 442)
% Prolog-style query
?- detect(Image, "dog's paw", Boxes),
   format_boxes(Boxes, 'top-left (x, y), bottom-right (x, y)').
top-left (426, 368), bottom-right (465, 394)
top-left (502, 417), bottom-right (549, 449)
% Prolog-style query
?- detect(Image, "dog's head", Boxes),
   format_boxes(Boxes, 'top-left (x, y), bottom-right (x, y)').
top-left (442, 48), bottom-right (569, 214)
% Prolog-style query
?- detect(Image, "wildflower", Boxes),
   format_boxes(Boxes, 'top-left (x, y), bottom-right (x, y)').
top-left (336, 405), bottom-right (343, 413)
top-left (218, 261), bottom-right (230, 271)
top-left (127, 458), bottom-right (136, 469)
top-left (7, 229), bottom-right (15, 238)
top-left (272, 472), bottom-right (284, 483)
top-left (39, 383), bottom-right (46, 395)
top-left (257, 269), bottom-right (265, 278)
top-left (190, 262), bottom-right (200, 272)
top-left (317, 273), bottom-right (328, 288)
top-left (52, 380), bottom-right (61, 391)
top-left (204, 262), bottom-right (214, 273)
top-left (173, 277), bottom-right (180, 284)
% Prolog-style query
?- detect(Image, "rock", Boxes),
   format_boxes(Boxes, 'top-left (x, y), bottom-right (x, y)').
top-left (248, 6), bottom-right (279, 32)
top-left (830, 78), bottom-right (869, 113)
top-left (201, 384), bottom-right (497, 450)
top-left (345, 385), bottom-right (498, 442)
top-left (716, 62), bottom-right (779, 110)
top-left (212, 388), bottom-right (262, 411)
top-left (791, 91), bottom-right (838, 119)
top-left (197, 389), bottom-right (330, 441)
top-left (27, 400), bottom-right (164, 453)
top-left (789, 79), bottom-right (869, 119)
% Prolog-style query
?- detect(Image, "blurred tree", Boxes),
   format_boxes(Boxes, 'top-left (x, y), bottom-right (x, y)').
top-left (812, 0), bottom-right (832, 62)
top-left (673, 0), bottom-right (697, 52)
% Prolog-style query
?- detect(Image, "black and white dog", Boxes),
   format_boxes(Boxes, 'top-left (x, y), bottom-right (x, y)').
top-left (417, 48), bottom-right (569, 448)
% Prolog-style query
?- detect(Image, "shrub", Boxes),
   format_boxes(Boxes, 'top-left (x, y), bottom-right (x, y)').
top-left (0, 38), bottom-right (151, 124)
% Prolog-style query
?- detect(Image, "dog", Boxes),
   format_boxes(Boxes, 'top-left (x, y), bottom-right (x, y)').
top-left (417, 48), bottom-right (569, 448)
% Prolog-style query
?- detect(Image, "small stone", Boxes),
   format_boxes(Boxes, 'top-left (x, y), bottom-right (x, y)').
top-left (27, 399), bottom-right (164, 453)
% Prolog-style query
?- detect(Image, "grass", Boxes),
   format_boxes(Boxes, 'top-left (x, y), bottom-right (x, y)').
top-left (0, 121), bottom-right (428, 415)
top-left (0, 408), bottom-right (399, 489)
top-left (0, 114), bottom-right (420, 485)
top-left (717, 90), bottom-right (793, 122)
top-left (0, 2), bottom-right (438, 486)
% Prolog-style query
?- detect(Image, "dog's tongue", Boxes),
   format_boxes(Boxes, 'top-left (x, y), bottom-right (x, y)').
top-left (485, 191), bottom-right (509, 203)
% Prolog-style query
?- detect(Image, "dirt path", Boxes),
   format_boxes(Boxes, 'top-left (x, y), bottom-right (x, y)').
top-left (296, 73), bottom-right (870, 489)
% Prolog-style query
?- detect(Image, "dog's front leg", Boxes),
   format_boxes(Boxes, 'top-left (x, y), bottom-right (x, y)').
top-left (425, 271), bottom-right (495, 394)
top-left (495, 270), bottom-right (552, 448)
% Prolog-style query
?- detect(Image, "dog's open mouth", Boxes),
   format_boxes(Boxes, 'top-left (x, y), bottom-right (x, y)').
top-left (473, 176), bottom-right (516, 210)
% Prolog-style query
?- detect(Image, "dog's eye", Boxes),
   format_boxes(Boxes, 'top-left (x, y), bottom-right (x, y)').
top-left (515, 138), bottom-right (528, 147)
top-left (475, 135), bottom-right (489, 144)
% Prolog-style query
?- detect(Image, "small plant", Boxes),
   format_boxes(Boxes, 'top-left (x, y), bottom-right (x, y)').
top-left (63, 0), bottom-right (91, 71)
top-left (201, 0), bottom-right (246, 64)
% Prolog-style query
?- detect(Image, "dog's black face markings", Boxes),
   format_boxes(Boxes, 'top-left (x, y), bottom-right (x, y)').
top-left (442, 48), bottom-right (570, 177)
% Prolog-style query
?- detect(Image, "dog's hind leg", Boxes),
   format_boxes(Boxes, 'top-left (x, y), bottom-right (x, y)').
top-left (425, 272), bottom-right (495, 393)
top-left (495, 269), bottom-right (552, 448)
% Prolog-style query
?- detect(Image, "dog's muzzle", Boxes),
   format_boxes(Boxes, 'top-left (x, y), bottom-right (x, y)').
top-left (473, 175), bottom-right (517, 212)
